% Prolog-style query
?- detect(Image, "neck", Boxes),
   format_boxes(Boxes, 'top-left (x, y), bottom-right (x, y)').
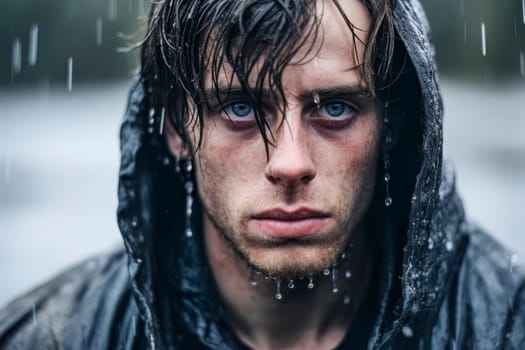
top-left (203, 216), bottom-right (373, 350)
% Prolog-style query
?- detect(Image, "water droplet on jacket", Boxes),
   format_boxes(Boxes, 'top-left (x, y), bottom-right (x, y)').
top-left (345, 270), bottom-right (352, 279)
top-left (402, 325), bottom-right (414, 338)
top-left (287, 279), bottom-right (295, 289)
top-left (307, 275), bottom-right (314, 289)
top-left (274, 278), bottom-right (282, 300)
top-left (384, 196), bottom-right (393, 207)
top-left (445, 241), bottom-right (453, 251)
top-left (323, 269), bottom-right (330, 276)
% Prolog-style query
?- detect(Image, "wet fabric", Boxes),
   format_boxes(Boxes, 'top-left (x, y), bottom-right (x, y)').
top-left (1, 0), bottom-right (524, 349)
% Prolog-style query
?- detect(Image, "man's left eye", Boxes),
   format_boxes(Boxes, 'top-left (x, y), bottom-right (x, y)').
top-left (317, 102), bottom-right (354, 118)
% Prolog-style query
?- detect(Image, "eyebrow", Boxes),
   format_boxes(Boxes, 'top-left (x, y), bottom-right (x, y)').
top-left (203, 84), bottom-right (373, 105)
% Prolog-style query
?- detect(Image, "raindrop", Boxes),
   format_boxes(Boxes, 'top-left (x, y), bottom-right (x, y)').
top-left (463, 22), bottom-right (468, 45)
top-left (307, 275), bottom-right (314, 289)
top-left (402, 325), bottom-right (414, 338)
top-left (32, 304), bottom-right (37, 327)
top-left (345, 270), bottom-right (352, 279)
top-left (331, 265), bottom-right (339, 293)
top-left (459, 0), bottom-right (464, 17)
top-left (250, 270), bottom-right (258, 286)
top-left (384, 196), bottom-right (393, 207)
top-left (12, 37), bottom-right (22, 75)
top-left (515, 20), bottom-right (518, 39)
top-left (445, 241), bottom-right (454, 251)
top-left (28, 24), bottom-right (38, 66)
top-left (137, 0), bottom-right (146, 16)
top-left (523, 0), bottom-right (525, 24)
top-left (323, 269), bottom-right (330, 276)
top-left (159, 108), bottom-right (166, 135)
top-left (67, 57), bottom-right (73, 92)
top-left (109, 0), bottom-right (118, 21)
top-left (520, 51), bottom-right (525, 76)
top-left (96, 18), bottom-right (103, 46)
top-left (481, 22), bottom-right (487, 57)
top-left (274, 278), bottom-right (282, 300)
top-left (287, 278), bottom-right (295, 289)
top-left (427, 238), bottom-right (434, 250)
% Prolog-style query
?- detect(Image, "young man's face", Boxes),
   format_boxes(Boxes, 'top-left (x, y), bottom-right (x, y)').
top-left (182, 0), bottom-right (381, 276)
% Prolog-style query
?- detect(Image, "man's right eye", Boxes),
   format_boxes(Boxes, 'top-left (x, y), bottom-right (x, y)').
top-left (224, 101), bottom-right (255, 119)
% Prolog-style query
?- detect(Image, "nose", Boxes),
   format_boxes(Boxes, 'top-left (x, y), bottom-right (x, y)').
top-left (264, 117), bottom-right (316, 186)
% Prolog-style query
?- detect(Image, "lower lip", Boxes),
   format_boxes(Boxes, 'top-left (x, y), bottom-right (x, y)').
top-left (250, 218), bottom-right (330, 238)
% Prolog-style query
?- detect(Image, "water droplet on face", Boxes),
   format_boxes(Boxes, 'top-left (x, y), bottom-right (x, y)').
top-left (274, 278), bottom-right (282, 300)
top-left (313, 93), bottom-right (320, 109)
top-left (67, 57), bottom-right (73, 92)
top-left (307, 275), bottom-right (314, 289)
top-left (250, 280), bottom-right (257, 286)
top-left (402, 325), bottom-right (414, 338)
top-left (28, 24), bottom-right (38, 66)
top-left (331, 264), bottom-right (338, 293)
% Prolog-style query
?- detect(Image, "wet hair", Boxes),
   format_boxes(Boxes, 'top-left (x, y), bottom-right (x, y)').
top-left (140, 0), bottom-right (395, 151)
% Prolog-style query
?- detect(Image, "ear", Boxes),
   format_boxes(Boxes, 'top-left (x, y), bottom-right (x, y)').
top-left (164, 117), bottom-right (189, 158)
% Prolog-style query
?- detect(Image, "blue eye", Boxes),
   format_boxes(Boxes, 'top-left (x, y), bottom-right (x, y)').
top-left (319, 102), bottom-right (353, 118)
top-left (225, 102), bottom-right (254, 118)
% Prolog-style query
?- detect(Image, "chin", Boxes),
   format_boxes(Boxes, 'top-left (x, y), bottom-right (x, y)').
top-left (243, 244), bottom-right (344, 278)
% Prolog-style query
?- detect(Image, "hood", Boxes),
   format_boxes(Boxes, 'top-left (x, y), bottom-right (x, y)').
top-left (116, 0), bottom-right (467, 348)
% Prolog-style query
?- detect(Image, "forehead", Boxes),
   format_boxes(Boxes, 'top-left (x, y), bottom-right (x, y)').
top-left (206, 0), bottom-right (371, 90)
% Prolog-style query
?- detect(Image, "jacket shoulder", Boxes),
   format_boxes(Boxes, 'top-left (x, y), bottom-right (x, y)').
top-left (434, 225), bottom-right (525, 349)
top-left (0, 250), bottom-right (137, 350)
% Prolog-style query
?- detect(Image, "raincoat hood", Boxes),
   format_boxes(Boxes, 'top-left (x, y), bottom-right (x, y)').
top-left (113, 0), bottom-right (518, 349)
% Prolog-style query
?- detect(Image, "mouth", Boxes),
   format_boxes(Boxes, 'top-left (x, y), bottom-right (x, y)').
top-left (250, 208), bottom-right (331, 239)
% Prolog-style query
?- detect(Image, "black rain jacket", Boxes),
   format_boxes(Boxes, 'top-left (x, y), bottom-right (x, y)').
top-left (1, 0), bottom-right (524, 349)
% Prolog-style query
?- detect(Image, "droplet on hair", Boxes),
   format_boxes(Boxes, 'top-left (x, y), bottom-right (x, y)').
top-left (287, 278), bottom-right (295, 289)
top-left (384, 196), bottom-right (393, 207)
top-left (323, 269), bottom-right (330, 276)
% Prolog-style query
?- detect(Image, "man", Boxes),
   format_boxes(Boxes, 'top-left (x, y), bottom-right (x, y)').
top-left (0, 0), bottom-right (524, 349)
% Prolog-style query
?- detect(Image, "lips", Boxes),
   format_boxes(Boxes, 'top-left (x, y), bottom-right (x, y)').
top-left (250, 208), bottom-right (331, 239)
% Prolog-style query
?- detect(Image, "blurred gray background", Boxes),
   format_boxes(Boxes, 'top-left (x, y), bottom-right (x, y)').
top-left (1, 0), bottom-right (524, 306)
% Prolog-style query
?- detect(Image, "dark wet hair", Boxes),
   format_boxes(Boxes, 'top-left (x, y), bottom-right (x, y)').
top-left (140, 0), bottom-right (395, 151)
